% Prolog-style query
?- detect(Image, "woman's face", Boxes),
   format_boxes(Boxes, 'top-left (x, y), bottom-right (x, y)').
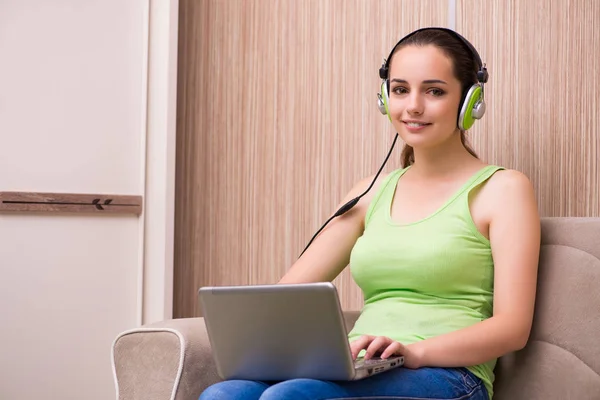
top-left (387, 44), bottom-right (463, 149)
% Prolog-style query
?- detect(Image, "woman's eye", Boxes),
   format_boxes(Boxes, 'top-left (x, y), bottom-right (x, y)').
top-left (392, 86), bottom-right (408, 95)
top-left (428, 88), bottom-right (445, 97)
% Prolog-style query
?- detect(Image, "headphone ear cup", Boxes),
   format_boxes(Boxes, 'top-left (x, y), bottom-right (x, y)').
top-left (458, 84), bottom-right (485, 131)
top-left (377, 81), bottom-right (392, 122)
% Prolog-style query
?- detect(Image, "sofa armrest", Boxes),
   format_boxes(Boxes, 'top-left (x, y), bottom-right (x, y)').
top-left (111, 311), bottom-right (361, 400)
top-left (112, 317), bottom-right (220, 400)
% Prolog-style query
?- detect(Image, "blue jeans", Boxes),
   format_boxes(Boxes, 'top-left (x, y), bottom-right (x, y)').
top-left (199, 367), bottom-right (488, 400)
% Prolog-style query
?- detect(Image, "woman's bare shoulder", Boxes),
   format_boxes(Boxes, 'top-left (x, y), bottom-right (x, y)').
top-left (342, 170), bottom-right (397, 217)
top-left (486, 168), bottom-right (534, 192)
top-left (483, 168), bottom-right (538, 216)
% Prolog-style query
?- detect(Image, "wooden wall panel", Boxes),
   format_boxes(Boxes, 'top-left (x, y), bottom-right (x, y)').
top-left (174, 0), bottom-right (448, 317)
top-left (457, 0), bottom-right (600, 217)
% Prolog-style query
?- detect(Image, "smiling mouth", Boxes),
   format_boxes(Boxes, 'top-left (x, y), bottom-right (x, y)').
top-left (403, 122), bottom-right (432, 128)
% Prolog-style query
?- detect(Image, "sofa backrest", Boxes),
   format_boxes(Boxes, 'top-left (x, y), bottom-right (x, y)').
top-left (494, 217), bottom-right (600, 399)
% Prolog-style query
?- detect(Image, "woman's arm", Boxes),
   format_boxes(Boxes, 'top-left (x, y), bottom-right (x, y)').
top-left (278, 174), bottom-right (387, 284)
top-left (406, 170), bottom-right (541, 367)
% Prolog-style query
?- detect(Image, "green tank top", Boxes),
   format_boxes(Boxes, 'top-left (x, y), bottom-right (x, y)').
top-left (348, 164), bottom-right (504, 399)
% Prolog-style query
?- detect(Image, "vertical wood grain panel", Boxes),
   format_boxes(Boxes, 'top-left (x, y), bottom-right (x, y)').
top-left (457, 0), bottom-right (600, 218)
top-left (174, 0), bottom-right (448, 317)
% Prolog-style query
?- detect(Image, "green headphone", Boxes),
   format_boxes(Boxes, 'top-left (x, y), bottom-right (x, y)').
top-left (376, 27), bottom-right (489, 131)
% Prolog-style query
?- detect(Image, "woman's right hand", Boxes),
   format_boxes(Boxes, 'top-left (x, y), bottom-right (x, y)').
top-left (350, 335), bottom-right (424, 369)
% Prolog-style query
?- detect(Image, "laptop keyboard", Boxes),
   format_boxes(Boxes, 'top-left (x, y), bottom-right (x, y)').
top-left (354, 357), bottom-right (389, 368)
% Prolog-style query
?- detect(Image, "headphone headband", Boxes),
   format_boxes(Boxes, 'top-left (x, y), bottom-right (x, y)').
top-left (378, 27), bottom-right (488, 84)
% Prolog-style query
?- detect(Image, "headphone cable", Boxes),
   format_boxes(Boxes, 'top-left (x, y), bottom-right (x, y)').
top-left (298, 133), bottom-right (399, 258)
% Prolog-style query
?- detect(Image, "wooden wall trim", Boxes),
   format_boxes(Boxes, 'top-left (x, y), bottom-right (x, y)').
top-left (0, 192), bottom-right (143, 215)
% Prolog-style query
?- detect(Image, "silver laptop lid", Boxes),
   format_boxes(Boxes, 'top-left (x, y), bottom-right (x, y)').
top-left (198, 282), bottom-right (357, 381)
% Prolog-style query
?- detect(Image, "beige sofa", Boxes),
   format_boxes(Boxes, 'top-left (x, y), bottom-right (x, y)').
top-left (112, 217), bottom-right (600, 400)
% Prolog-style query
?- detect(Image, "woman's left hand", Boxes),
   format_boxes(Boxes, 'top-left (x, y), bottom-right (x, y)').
top-left (349, 335), bottom-right (425, 369)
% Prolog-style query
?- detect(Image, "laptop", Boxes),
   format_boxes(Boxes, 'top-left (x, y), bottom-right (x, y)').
top-left (198, 282), bottom-right (404, 381)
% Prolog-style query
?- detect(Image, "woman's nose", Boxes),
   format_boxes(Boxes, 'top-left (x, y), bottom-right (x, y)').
top-left (406, 94), bottom-right (424, 115)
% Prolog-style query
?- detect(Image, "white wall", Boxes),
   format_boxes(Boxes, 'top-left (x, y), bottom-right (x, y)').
top-left (0, 1), bottom-right (177, 399)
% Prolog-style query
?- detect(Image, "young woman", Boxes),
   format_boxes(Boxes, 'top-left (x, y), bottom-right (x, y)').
top-left (200, 27), bottom-right (540, 400)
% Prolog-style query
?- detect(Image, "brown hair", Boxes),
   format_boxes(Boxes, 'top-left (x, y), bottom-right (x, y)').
top-left (389, 29), bottom-right (480, 167)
